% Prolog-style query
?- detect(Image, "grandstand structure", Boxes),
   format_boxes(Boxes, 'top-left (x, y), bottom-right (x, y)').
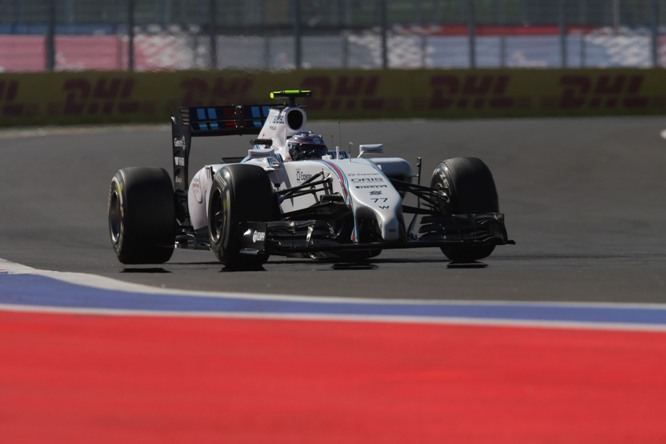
top-left (0, 0), bottom-right (664, 71)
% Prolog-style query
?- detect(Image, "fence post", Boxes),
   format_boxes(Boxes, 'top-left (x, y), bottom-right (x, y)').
top-left (379, 0), bottom-right (388, 69)
top-left (651, 0), bottom-right (660, 67)
top-left (499, 0), bottom-right (506, 67)
top-left (209, 0), bottom-right (217, 69)
top-left (46, 0), bottom-right (56, 71)
top-left (612, 0), bottom-right (620, 32)
top-left (467, 0), bottom-right (476, 68)
top-left (293, 0), bottom-right (302, 69)
top-left (128, 0), bottom-right (135, 71)
top-left (558, 0), bottom-right (567, 68)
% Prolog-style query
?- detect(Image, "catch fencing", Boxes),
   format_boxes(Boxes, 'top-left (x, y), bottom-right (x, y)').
top-left (0, 0), bottom-right (665, 72)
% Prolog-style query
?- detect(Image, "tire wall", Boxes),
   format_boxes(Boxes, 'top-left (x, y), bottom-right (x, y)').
top-left (1, 69), bottom-right (665, 127)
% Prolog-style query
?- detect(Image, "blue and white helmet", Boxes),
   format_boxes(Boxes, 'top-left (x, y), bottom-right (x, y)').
top-left (287, 131), bottom-right (328, 161)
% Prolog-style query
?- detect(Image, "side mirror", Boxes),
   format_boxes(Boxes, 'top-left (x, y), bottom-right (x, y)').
top-left (358, 144), bottom-right (384, 157)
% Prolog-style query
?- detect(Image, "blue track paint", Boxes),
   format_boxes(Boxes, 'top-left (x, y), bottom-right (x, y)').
top-left (2, 272), bottom-right (666, 328)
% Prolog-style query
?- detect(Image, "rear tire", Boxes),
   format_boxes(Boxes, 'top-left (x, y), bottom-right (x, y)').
top-left (431, 157), bottom-right (498, 262)
top-left (208, 164), bottom-right (276, 269)
top-left (108, 167), bottom-right (175, 264)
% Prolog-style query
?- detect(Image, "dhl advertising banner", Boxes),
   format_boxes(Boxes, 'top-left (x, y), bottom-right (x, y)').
top-left (1, 69), bottom-right (666, 126)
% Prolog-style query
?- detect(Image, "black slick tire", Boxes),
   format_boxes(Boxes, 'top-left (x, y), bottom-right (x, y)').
top-left (108, 167), bottom-right (176, 264)
top-left (208, 164), bottom-right (276, 269)
top-left (431, 157), bottom-right (499, 262)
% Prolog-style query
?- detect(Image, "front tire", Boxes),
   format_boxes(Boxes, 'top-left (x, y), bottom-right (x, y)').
top-left (208, 164), bottom-right (277, 268)
top-left (108, 167), bottom-right (175, 264)
top-left (431, 157), bottom-right (499, 262)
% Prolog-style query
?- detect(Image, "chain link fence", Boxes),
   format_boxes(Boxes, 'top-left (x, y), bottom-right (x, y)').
top-left (0, 0), bottom-right (664, 71)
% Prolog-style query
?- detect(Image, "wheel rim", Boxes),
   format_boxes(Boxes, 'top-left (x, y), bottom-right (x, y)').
top-left (209, 188), bottom-right (225, 244)
top-left (432, 169), bottom-right (453, 215)
top-left (109, 187), bottom-right (122, 245)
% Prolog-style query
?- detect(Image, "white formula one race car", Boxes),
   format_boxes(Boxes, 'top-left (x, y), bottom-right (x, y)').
top-left (108, 90), bottom-right (513, 268)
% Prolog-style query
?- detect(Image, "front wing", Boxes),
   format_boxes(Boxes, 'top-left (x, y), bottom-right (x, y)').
top-left (239, 212), bottom-right (514, 256)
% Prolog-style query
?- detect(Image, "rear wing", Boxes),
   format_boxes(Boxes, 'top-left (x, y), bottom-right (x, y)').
top-left (171, 104), bottom-right (272, 225)
top-left (172, 104), bottom-right (271, 138)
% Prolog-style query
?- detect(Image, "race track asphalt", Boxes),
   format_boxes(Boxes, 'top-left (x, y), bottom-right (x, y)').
top-left (1, 117), bottom-right (665, 302)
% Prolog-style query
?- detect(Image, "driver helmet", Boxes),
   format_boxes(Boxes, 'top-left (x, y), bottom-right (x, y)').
top-left (287, 131), bottom-right (328, 161)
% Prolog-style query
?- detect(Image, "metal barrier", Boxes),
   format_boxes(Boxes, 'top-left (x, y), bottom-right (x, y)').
top-left (0, 0), bottom-right (664, 71)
